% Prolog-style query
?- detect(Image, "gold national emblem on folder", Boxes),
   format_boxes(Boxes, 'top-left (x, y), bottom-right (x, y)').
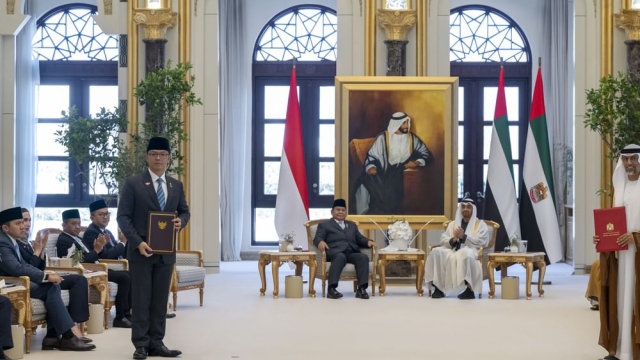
top-left (606, 222), bottom-right (614, 231)
top-left (147, 212), bottom-right (177, 254)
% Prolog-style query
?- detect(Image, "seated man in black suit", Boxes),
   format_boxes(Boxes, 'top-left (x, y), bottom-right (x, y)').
top-left (0, 207), bottom-right (94, 352)
top-left (0, 295), bottom-right (13, 360)
top-left (17, 208), bottom-right (93, 343)
top-left (313, 199), bottom-right (376, 299)
top-left (82, 200), bottom-right (132, 328)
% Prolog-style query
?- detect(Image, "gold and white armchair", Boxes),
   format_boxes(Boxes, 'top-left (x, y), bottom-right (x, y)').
top-left (304, 219), bottom-right (376, 298)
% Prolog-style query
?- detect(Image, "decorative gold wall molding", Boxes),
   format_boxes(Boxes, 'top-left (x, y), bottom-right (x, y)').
top-left (104, 0), bottom-right (113, 15)
top-left (178, 0), bottom-right (191, 250)
top-left (133, 9), bottom-right (177, 40)
top-left (601, 0), bottom-right (613, 208)
top-left (365, 0), bottom-right (376, 75)
top-left (377, 9), bottom-right (416, 41)
top-left (615, 9), bottom-right (640, 40)
top-left (6, 0), bottom-right (14, 15)
top-left (416, 0), bottom-right (426, 76)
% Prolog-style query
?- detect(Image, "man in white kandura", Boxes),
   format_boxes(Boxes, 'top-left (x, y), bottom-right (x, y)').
top-left (425, 198), bottom-right (489, 299)
top-left (595, 144), bottom-right (640, 360)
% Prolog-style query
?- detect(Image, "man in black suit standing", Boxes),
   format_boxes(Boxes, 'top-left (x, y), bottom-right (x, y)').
top-left (0, 295), bottom-right (13, 360)
top-left (118, 137), bottom-right (190, 359)
top-left (313, 199), bottom-right (376, 299)
top-left (18, 208), bottom-right (93, 344)
top-left (82, 200), bottom-right (132, 328)
top-left (0, 207), bottom-right (94, 352)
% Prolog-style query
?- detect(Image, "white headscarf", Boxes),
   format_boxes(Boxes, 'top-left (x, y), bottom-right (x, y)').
top-left (387, 112), bottom-right (410, 134)
top-left (454, 199), bottom-right (478, 234)
top-left (613, 144), bottom-right (640, 207)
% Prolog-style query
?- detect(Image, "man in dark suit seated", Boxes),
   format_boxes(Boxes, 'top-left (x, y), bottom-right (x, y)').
top-left (82, 200), bottom-right (132, 328)
top-left (0, 295), bottom-right (13, 360)
top-left (17, 208), bottom-right (93, 344)
top-left (118, 137), bottom-right (190, 359)
top-left (313, 199), bottom-right (376, 299)
top-left (0, 207), bottom-right (94, 352)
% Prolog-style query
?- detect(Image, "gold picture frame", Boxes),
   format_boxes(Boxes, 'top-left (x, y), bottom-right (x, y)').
top-left (335, 76), bottom-right (458, 229)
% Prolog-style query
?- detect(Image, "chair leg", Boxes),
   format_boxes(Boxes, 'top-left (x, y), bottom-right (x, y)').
top-left (371, 276), bottom-right (376, 296)
top-left (172, 292), bottom-right (178, 311)
top-left (199, 287), bottom-right (204, 306)
top-left (353, 281), bottom-right (357, 293)
top-left (322, 280), bottom-right (326, 297)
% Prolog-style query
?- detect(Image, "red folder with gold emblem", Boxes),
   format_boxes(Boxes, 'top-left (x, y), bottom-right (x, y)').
top-left (593, 207), bottom-right (629, 252)
top-left (147, 212), bottom-right (176, 254)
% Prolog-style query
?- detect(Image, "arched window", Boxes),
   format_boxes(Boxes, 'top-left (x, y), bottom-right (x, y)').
top-left (33, 4), bottom-right (119, 232)
top-left (252, 5), bottom-right (337, 245)
top-left (450, 6), bottom-right (531, 218)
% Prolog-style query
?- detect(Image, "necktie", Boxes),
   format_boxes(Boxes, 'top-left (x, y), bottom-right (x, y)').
top-left (157, 178), bottom-right (166, 210)
top-left (14, 243), bottom-right (24, 263)
top-left (340, 221), bottom-right (345, 230)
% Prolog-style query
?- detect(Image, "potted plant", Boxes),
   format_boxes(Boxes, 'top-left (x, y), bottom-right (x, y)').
top-left (509, 233), bottom-right (520, 253)
top-left (55, 106), bottom-right (126, 205)
top-left (584, 71), bottom-right (640, 159)
top-left (279, 232), bottom-right (295, 252)
top-left (387, 219), bottom-right (413, 251)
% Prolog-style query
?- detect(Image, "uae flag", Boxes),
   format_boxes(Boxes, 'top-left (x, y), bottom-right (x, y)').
top-left (484, 66), bottom-right (520, 252)
top-left (274, 67), bottom-right (309, 248)
top-left (519, 66), bottom-right (562, 263)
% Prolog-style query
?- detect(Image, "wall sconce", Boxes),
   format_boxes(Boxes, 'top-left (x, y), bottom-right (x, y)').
top-left (381, 0), bottom-right (412, 10)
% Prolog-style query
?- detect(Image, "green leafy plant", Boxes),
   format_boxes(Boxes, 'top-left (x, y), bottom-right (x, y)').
top-left (55, 106), bottom-right (126, 205)
top-left (584, 71), bottom-right (640, 160)
top-left (70, 245), bottom-right (85, 266)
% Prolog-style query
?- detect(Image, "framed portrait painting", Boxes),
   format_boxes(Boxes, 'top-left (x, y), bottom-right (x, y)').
top-left (335, 76), bottom-right (458, 228)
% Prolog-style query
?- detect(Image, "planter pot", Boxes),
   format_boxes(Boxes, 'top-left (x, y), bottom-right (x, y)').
top-left (510, 245), bottom-right (519, 253)
top-left (392, 238), bottom-right (409, 251)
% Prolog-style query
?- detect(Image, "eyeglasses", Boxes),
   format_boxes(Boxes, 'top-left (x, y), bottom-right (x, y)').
top-left (95, 212), bottom-right (111, 218)
top-left (148, 152), bottom-right (170, 159)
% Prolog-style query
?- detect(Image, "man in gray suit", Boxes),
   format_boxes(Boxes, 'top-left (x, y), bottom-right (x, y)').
top-left (0, 207), bottom-right (94, 352)
top-left (117, 137), bottom-right (190, 359)
top-left (313, 199), bottom-right (376, 299)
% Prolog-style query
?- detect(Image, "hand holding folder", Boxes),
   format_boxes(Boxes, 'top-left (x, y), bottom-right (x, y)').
top-left (593, 207), bottom-right (629, 252)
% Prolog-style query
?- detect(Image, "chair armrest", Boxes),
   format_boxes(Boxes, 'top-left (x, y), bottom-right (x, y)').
top-left (426, 243), bottom-right (443, 257)
top-left (477, 247), bottom-right (484, 260)
top-left (0, 276), bottom-right (30, 291)
top-left (176, 250), bottom-right (203, 267)
top-left (46, 266), bottom-right (85, 276)
top-left (82, 263), bottom-right (109, 273)
top-left (99, 259), bottom-right (129, 271)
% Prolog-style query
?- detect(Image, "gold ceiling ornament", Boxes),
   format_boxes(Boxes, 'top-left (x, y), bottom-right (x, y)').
top-left (6, 0), bottom-right (14, 15)
top-left (133, 9), bottom-right (177, 40)
top-left (377, 9), bottom-right (416, 41)
top-left (103, 0), bottom-right (112, 15)
top-left (615, 9), bottom-right (640, 41)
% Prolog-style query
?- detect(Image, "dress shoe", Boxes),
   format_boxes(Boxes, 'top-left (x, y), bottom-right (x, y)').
top-left (114, 317), bottom-right (133, 328)
top-left (148, 345), bottom-right (182, 357)
top-left (603, 356), bottom-right (620, 360)
top-left (42, 336), bottom-right (60, 350)
top-left (58, 336), bottom-right (96, 351)
top-left (80, 336), bottom-right (93, 343)
top-left (457, 287), bottom-right (475, 300)
top-left (165, 313), bottom-right (176, 319)
top-left (327, 288), bottom-right (343, 299)
top-left (355, 287), bottom-right (369, 299)
top-left (431, 286), bottom-right (445, 299)
top-left (133, 346), bottom-right (148, 359)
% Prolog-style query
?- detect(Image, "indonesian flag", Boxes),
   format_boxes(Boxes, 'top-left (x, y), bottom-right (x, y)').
top-left (484, 66), bottom-right (521, 252)
top-left (274, 67), bottom-right (309, 248)
top-left (519, 66), bottom-right (562, 263)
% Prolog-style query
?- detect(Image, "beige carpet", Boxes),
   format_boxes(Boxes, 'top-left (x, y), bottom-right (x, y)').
top-left (12, 261), bottom-right (603, 360)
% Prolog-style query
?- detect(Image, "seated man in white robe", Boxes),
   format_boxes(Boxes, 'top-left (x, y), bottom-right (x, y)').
top-left (425, 198), bottom-right (489, 299)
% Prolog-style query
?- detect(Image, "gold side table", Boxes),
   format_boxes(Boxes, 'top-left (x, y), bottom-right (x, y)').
top-left (487, 252), bottom-right (546, 300)
top-left (258, 251), bottom-right (317, 299)
top-left (377, 249), bottom-right (426, 296)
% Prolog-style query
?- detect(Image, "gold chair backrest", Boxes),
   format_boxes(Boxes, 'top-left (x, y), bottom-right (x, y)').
top-left (441, 220), bottom-right (500, 248)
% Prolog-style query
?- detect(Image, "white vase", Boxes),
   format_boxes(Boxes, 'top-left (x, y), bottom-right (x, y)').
top-left (510, 245), bottom-right (519, 253)
top-left (392, 238), bottom-right (409, 251)
top-left (286, 244), bottom-right (294, 251)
